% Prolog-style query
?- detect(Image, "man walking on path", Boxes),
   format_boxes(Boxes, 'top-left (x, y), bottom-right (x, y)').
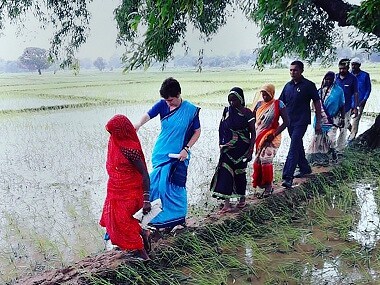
top-left (279, 60), bottom-right (322, 189)
top-left (335, 58), bottom-right (358, 152)
top-left (349, 57), bottom-right (371, 141)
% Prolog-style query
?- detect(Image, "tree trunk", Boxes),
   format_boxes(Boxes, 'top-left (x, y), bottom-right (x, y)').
top-left (355, 115), bottom-right (380, 149)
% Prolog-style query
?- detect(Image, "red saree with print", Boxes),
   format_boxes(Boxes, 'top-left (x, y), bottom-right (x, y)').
top-left (99, 115), bottom-right (145, 250)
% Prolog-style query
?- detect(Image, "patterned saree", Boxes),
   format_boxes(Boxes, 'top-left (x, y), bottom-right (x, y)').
top-left (210, 106), bottom-right (253, 198)
top-left (252, 100), bottom-right (282, 188)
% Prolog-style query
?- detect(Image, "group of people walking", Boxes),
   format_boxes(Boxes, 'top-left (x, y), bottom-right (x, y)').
top-left (99, 58), bottom-right (371, 260)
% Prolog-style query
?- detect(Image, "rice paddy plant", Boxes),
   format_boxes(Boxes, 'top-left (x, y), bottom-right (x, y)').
top-left (264, 218), bottom-right (304, 254)
top-left (307, 198), bottom-right (329, 225)
top-left (329, 215), bottom-right (355, 241)
top-left (305, 235), bottom-right (329, 256)
top-left (340, 245), bottom-right (373, 268)
top-left (333, 184), bottom-right (355, 211)
top-left (1, 69), bottom-right (380, 284)
top-left (265, 261), bottom-right (304, 284)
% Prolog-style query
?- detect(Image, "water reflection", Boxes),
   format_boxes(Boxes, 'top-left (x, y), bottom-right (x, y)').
top-left (303, 257), bottom-right (373, 284)
top-left (0, 104), bottom-right (377, 282)
top-left (349, 184), bottom-right (380, 249)
top-left (244, 246), bottom-right (253, 266)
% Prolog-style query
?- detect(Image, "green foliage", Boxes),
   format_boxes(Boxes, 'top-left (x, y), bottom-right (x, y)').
top-left (115, 0), bottom-right (233, 70)
top-left (0, 0), bottom-right (91, 67)
top-left (1, 0), bottom-right (380, 70)
top-left (250, 0), bottom-right (337, 69)
top-left (348, 0), bottom-right (380, 52)
top-left (113, 0), bottom-right (380, 70)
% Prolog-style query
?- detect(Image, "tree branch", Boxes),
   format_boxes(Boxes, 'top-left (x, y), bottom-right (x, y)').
top-left (312, 0), bottom-right (357, 27)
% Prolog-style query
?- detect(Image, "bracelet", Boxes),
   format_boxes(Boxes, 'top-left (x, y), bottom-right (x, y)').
top-left (143, 200), bottom-right (150, 203)
top-left (183, 146), bottom-right (189, 153)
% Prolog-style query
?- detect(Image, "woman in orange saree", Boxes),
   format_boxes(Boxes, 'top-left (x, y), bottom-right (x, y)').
top-left (252, 84), bottom-right (289, 198)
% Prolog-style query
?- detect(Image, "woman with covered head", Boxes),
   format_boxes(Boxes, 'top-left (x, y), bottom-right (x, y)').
top-left (306, 71), bottom-right (345, 165)
top-left (210, 87), bottom-right (256, 213)
top-left (100, 114), bottom-right (151, 261)
top-left (252, 83), bottom-right (289, 198)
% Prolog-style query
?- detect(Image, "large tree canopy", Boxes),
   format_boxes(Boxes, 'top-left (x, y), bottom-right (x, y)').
top-left (1, 0), bottom-right (379, 69)
top-left (115, 0), bottom-right (380, 69)
top-left (0, 0), bottom-right (91, 67)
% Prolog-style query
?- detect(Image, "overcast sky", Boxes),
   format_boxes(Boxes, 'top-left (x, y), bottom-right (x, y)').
top-left (0, 0), bottom-right (259, 61)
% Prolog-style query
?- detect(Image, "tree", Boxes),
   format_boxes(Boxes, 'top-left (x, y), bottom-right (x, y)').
top-left (93, 57), bottom-right (106, 71)
top-left (354, 115), bottom-right (380, 149)
top-left (0, 0), bottom-right (91, 67)
top-left (18, 47), bottom-right (52, 75)
top-left (114, 0), bottom-right (380, 69)
top-left (1, 0), bottom-right (379, 69)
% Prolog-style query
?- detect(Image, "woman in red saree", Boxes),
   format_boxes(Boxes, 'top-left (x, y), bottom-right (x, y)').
top-left (100, 114), bottom-right (151, 260)
top-left (252, 84), bottom-right (289, 198)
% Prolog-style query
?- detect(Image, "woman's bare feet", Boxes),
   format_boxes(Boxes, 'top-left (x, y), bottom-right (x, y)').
top-left (128, 249), bottom-right (151, 261)
top-left (218, 199), bottom-right (232, 213)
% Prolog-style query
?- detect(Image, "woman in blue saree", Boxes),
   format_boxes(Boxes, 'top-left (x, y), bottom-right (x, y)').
top-left (134, 77), bottom-right (201, 229)
top-left (307, 71), bottom-right (345, 165)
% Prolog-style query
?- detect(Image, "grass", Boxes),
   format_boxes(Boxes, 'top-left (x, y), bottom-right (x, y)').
top-left (0, 68), bottom-right (379, 283)
top-left (1, 66), bottom-right (380, 111)
top-left (81, 147), bottom-right (380, 285)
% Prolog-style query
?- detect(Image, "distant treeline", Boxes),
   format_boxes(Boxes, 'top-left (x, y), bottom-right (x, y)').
top-left (1, 47), bottom-right (380, 73)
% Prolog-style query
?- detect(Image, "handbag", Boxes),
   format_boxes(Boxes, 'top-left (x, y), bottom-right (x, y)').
top-left (169, 160), bottom-right (188, 187)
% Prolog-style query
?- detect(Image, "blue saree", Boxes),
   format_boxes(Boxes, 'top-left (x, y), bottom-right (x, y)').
top-left (308, 83), bottom-right (345, 166)
top-left (313, 83), bottom-right (345, 132)
top-left (149, 101), bottom-right (200, 228)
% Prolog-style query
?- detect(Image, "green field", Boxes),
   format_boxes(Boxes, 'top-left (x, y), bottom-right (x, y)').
top-left (0, 67), bottom-right (379, 284)
top-left (1, 66), bottom-right (379, 113)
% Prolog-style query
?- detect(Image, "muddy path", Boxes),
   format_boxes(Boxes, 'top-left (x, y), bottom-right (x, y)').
top-left (14, 164), bottom-right (334, 285)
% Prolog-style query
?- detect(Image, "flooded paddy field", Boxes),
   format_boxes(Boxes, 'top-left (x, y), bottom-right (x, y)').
top-left (0, 68), bottom-right (379, 283)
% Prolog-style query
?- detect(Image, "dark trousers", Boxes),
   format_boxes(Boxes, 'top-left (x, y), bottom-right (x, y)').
top-left (282, 124), bottom-right (311, 179)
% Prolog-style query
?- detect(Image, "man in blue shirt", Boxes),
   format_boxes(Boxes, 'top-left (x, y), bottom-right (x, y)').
top-left (349, 57), bottom-right (371, 140)
top-left (279, 60), bottom-right (322, 188)
top-left (335, 58), bottom-right (358, 152)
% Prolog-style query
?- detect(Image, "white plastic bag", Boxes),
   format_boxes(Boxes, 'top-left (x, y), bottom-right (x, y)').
top-left (133, 198), bottom-right (162, 229)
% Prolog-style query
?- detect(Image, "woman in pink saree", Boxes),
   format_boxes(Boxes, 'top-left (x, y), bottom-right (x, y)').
top-left (252, 84), bottom-right (289, 198)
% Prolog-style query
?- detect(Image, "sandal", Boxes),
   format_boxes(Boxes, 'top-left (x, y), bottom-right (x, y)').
top-left (257, 188), bottom-right (274, 199)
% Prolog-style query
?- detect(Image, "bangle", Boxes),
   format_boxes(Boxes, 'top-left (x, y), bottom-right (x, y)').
top-left (183, 147), bottom-right (189, 153)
